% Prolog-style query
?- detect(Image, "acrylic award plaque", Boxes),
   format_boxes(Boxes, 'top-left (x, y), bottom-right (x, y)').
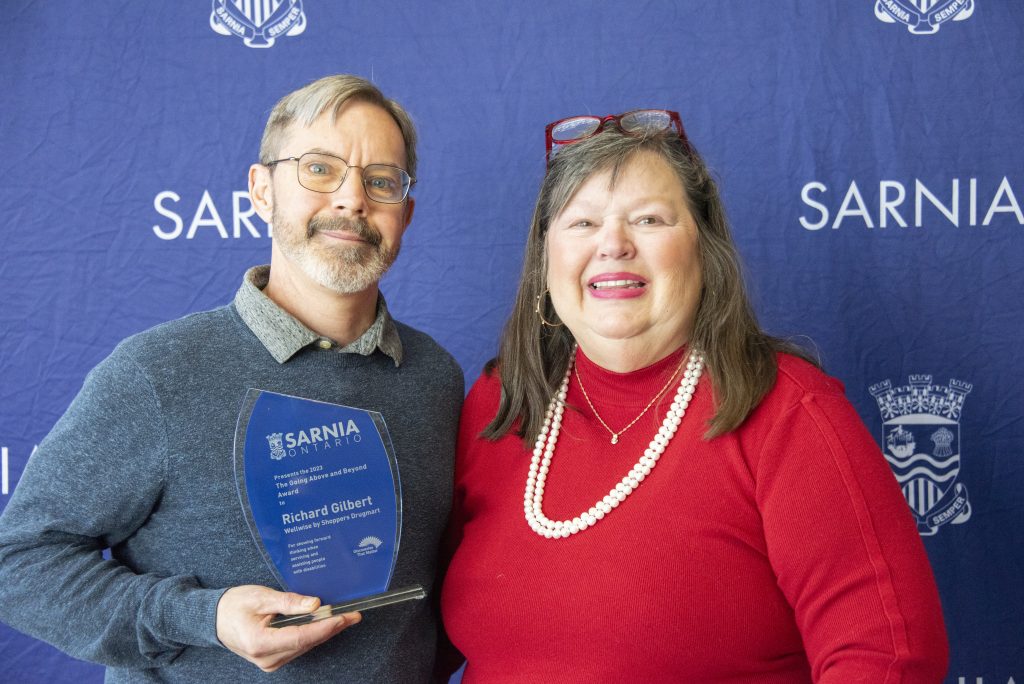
top-left (234, 389), bottom-right (424, 627)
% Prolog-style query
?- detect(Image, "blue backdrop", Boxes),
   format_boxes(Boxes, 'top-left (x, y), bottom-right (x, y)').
top-left (1, 2), bottom-right (1021, 682)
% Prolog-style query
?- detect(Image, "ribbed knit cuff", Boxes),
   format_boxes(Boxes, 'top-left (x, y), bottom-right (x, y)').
top-left (156, 582), bottom-right (229, 649)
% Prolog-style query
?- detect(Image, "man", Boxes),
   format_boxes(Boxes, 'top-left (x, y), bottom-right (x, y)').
top-left (0, 75), bottom-right (463, 682)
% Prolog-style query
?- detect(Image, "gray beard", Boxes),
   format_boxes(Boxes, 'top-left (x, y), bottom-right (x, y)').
top-left (273, 212), bottom-right (399, 295)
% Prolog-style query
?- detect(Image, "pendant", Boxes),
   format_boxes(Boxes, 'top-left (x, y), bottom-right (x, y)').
top-left (611, 435), bottom-right (618, 445)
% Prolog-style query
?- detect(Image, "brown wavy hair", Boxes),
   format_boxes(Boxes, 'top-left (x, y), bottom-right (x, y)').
top-left (483, 125), bottom-right (815, 443)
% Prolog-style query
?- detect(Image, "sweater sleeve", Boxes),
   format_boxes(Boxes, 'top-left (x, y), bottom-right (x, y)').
top-left (0, 347), bottom-right (225, 668)
top-left (755, 390), bottom-right (949, 683)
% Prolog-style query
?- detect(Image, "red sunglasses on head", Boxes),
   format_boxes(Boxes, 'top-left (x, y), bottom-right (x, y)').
top-left (544, 109), bottom-right (689, 163)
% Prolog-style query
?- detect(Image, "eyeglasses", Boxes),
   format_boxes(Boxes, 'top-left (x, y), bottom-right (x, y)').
top-left (544, 109), bottom-right (688, 163)
top-left (265, 151), bottom-right (414, 204)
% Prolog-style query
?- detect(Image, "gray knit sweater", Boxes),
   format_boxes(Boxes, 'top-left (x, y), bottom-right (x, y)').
top-left (0, 301), bottom-right (463, 682)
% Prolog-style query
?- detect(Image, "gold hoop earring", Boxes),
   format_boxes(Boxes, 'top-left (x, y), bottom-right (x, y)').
top-left (534, 289), bottom-right (563, 328)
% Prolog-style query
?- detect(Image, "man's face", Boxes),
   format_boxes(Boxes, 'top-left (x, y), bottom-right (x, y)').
top-left (250, 100), bottom-right (414, 295)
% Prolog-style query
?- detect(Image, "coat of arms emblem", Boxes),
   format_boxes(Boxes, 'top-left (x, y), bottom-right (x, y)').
top-left (870, 375), bottom-right (972, 535)
top-left (266, 432), bottom-right (286, 460)
top-left (874, 0), bottom-right (975, 35)
top-left (210, 0), bottom-right (306, 48)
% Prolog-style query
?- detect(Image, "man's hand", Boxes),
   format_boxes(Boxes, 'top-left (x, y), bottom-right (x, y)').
top-left (216, 585), bottom-right (361, 672)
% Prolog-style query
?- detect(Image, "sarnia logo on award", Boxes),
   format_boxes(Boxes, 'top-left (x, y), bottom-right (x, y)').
top-left (870, 375), bottom-right (972, 535)
top-left (265, 420), bottom-right (363, 460)
top-left (266, 432), bottom-right (286, 460)
top-left (210, 0), bottom-right (306, 48)
top-left (874, 0), bottom-right (975, 35)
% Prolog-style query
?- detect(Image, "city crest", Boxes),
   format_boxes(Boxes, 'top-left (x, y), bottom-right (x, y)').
top-left (874, 0), bottom-right (975, 35)
top-left (210, 0), bottom-right (307, 48)
top-left (266, 432), bottom-right (286, 460)
top-left (870, 375), bottom-right (972, 535)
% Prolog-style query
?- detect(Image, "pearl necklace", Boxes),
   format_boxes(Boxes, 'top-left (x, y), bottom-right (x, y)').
top-left (524, 348), bottom-right (704, 539)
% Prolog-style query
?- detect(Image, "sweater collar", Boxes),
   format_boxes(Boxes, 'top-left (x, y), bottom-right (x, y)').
top-left (573, 345), bottom-right (688, 409)
top-left (233, 265), bottom-right (403, 366)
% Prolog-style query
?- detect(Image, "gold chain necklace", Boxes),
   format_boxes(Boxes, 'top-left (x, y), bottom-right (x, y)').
top-left (574, 355), bottom-right (686, 445)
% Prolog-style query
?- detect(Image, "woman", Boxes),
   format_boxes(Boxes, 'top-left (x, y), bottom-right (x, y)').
top-left (440, 110), bottom-right (948, 682)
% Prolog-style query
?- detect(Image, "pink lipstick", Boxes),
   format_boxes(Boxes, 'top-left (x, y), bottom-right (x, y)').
top-left (587, 272), bottom-right (647, 299)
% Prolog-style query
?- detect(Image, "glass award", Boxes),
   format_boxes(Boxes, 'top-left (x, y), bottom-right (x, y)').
top-left (233, 389), bottom-right (424, 627)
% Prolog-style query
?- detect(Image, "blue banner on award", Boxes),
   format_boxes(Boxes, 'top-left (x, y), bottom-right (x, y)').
top-left (234, 389), bottom-right (424, 626)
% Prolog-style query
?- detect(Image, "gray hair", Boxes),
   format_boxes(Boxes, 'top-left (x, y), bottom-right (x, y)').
top-left (258, 74), bottom-right (418, 179)
top-left (484, 126), bottom-right (815, 443)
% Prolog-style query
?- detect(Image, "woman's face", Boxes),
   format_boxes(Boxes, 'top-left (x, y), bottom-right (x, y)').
top-left (545, 151), bottom-right (702, 370)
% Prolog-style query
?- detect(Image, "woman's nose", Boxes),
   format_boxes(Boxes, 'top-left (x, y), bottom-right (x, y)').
top-left (597, 221), bottom-right (635, 260)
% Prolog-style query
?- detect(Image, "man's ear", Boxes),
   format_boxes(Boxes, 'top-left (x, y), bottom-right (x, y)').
top-left (402, 196), bottom-right (415, 230)
top-left (249, 164), bottom-right (274, 223)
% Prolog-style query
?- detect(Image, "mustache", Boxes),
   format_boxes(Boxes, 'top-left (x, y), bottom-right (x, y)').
top-left (307, 215), bottom-right (382, 247)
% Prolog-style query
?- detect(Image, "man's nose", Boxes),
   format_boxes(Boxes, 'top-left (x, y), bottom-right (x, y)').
top-left (330, 168), bottom-right (367, 215)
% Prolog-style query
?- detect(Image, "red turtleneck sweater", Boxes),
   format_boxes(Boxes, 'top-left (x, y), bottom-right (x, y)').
top-left (440, 349), bottom-right (947, 683)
